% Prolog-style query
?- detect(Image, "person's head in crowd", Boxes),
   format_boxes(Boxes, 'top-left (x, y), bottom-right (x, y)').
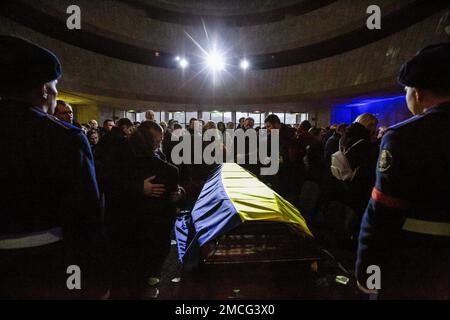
top-left (89, 119), bottom-right (98, 130)
top-left (116, 118), bottom-right (134, 136)
top-left (204, 121), bottom-right (216, 131)
top-left (147, 120), bottom-right (164, 149)
top-left (377, 126), bottom-right (388, 140)
top-left (243, 117), bottom-right (255, 130)
top-left (168, 119), bottom-right (177, 130)
top-left (217, 121), bottom-right (226, 133)
top-left (188, 117), bottom-right (197, 130)
top-left (300, 120), bottom-right (312, 131)
top-left (173, 123), bottom-right (182, 131)
top-left (320, 127), bottom-right (327, 139)
top-left (103, 119), bottom-right (115, 132)
top-left (145, 110), bottom-right (155, 121)
top-left (264, 114), bottom-right (281, 133)
top-left (81, 124), bottom-right (90, 135)
top-left (297, 120), bottom-right (312, 135)
top-left (129, 120), bottom-right (163, 157)
top-left (337, 123), bottom-right (348, 136)
top-left (398, 43), bottom-right (450, 115)
top-left (354, 113), bottom-right (378, 142)
top-left (309, 127), bottom-right (322, 142)
top-left (54, 100), bottom-right (74, 124)
top-left (0, 36), bottom-right (62, 114)
top-left (226, 122), bottom-right (235, 130)
top-left (87, 130), bottom-right (99, 146)
top-left (238, 117), bottom-right (245, 128)
top-left (159, 121), bottom-right (167, 132)
top-left (342, 122), bottom-right (370, 145)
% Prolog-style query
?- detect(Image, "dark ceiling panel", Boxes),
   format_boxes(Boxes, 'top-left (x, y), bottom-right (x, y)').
top-left (0, 0), bottom-right (177, 68)
top-left (119, 0), bottom-right (337, 27)
top-left (250, 0), bottom-right (450, 68)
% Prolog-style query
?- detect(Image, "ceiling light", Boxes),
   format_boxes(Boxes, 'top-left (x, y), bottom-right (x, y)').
top-left (206, 52), bottom-right (225, 71)
top-left (179, 58), bottom-right (189, 69)
top-left (240, 59), bottom-right (250, 70)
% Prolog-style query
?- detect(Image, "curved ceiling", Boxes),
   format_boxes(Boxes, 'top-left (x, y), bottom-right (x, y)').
top-left (1, 0), bottom-right (448, 70)
top-left (120, 0), bottom-right (337, 27)
top-left (1, 0), bottom-right (449, 110)
top-left (144, 0), bottom-right (302, 15)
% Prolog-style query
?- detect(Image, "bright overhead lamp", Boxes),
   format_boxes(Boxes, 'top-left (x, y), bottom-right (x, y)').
top-left (206, 52), bottom-right (225, 71)
top-left (240, 59), bottom-right (250, 70)
top-left (179, 58), bottom-right (189, 69)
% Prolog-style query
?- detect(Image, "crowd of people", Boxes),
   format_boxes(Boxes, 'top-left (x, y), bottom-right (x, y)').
top-left (0, 35), bottom-right (448, 300)
top-left (61, 107), bottom-right (385, 253)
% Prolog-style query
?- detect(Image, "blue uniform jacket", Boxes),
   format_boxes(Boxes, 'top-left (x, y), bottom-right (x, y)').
top-left (0, 100), bottom-right (109, 297)
top-left (356, 101), bottom-right (450, 299)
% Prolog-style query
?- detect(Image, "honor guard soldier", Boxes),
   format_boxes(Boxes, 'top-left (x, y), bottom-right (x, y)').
top-left (356, 43), bottom-right (450, 299)
top-left (0, 36), bottom-right (109, 299)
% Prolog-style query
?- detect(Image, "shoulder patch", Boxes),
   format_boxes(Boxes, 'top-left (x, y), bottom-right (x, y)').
top-left (378, 149), bottom-right (393, 172)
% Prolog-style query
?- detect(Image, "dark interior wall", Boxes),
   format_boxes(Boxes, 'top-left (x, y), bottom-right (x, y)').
top-left (330, 96), bottom-right (411, 127)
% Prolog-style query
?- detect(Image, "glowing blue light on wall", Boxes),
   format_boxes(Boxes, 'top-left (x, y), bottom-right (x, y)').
top-left (331, 95), bottom-right (411, 127)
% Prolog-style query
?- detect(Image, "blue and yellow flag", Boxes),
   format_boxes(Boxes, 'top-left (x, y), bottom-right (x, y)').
top-left (175, 163), bottom-right (313, 266)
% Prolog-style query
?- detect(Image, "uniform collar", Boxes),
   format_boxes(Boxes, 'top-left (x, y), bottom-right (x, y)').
top-left (424, 101), bottom-right (450, 115)
top-left (0, 99), bottom-right (46, 115)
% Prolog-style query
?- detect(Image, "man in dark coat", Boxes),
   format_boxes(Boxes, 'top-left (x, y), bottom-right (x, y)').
top-left (105, 121), bottom-right (183, 299)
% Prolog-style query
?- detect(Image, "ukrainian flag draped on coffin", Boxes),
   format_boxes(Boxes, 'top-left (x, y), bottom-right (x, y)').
top-left (175, 163), bottom-right (313, 267)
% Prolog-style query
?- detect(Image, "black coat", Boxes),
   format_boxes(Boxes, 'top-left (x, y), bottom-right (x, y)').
top-left (324, 132), bottom-right (341, 166)
top-left (103, 141), bottom-right (180, 295)
top-left (103, 139), bottom-right (179, 226)
top-left (340, 128), bottom-right (378, 219)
